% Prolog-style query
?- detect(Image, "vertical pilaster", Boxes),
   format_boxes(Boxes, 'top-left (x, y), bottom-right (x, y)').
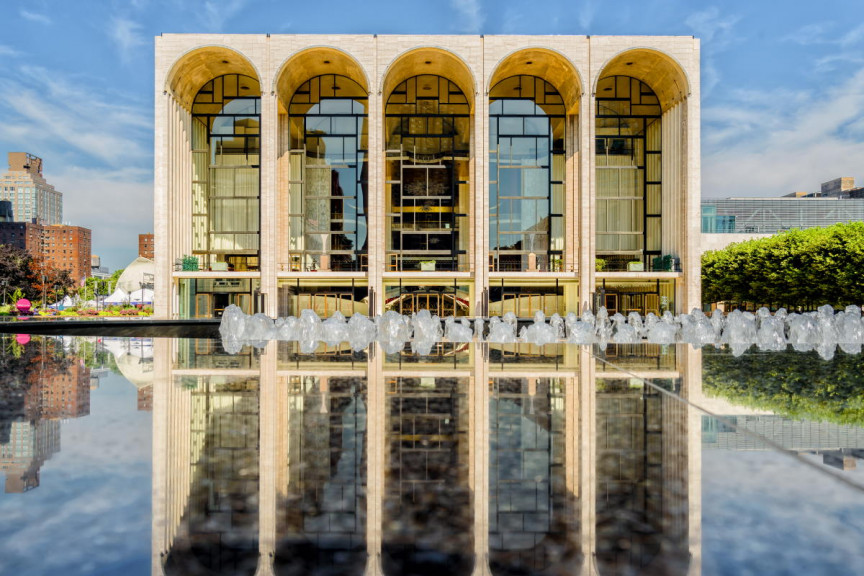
top-left (368, 38), bottom-right (384, 315)
top-left (684, 44), bottom-right (702, 312)
top-left (154, 82), bottom-right (169, 318)
top-left (260, 41), bottom-right (279, 318)
top-left (475, 37), bottom-right (489, 315)
top-left (579, 86), bottom-right (595, 313)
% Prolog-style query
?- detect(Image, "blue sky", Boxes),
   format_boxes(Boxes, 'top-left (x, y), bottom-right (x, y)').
top-left (2, 0), bottom-right (864, 269)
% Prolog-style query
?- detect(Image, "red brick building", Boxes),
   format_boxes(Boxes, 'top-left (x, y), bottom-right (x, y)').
top-left (0, 221), bottom-right (92, 284)
top-left (138, 233), bottom-right (154, 260)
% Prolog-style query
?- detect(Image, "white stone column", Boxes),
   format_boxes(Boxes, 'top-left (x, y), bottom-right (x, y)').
top-left (260, 62), bottom-right (280, 317)
top-left (474, 38), bottom-right (489, 315)
top-left (154, 89), bottom-right (170, 319)
top-left (579, 89), bottom-right (595, 312)
top-left (368, 40), bottom-right (384, 316)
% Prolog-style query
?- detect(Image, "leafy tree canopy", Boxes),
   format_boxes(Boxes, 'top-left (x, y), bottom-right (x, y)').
top-left (702, 222), bottom-right (864, 307)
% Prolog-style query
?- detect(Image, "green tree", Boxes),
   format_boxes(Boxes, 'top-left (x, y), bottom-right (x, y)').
top-left (28, 256), bottom-right (76, 307)
top-left (0, 244), bottom-right (37, 301)
top-left (80, 268), bottom-right (123, 302)
top-left (702, 222), bottom-right (864, 308)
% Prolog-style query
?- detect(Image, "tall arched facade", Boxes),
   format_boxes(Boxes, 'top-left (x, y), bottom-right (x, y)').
top-left (155, 35), bottom-right (700, 320)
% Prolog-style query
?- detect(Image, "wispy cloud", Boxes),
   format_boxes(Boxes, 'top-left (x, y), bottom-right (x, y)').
top-left (685, 7), bottom-right (740, 47)
top-left (685, 7), bottom-right (740, 97)
top-left (0, 66), bottom-right (150, 168)
top-left (577, 0), bottom-right (597, 30)
top-left (108, 16), bottom-right (147, 63)
top-left (20, 9), bottom-right (52, 25)
top-left (198, 0), bottom-right (249, 32)
top-left (450, 0), bottom-right (485, 34)
top-left (703, 68), bottom-right (864, 197)
top-left (0, 45), bottom-right (20, 57)
top-left (785, 21), bottom-right (864, 47)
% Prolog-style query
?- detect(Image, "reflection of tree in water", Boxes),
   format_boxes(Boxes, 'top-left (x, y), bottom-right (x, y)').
top-left (703, 349), bottom-right (864, 426)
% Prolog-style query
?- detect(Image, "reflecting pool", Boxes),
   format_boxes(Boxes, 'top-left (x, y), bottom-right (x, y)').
top-left (1, 335), bottom-right (864, 575)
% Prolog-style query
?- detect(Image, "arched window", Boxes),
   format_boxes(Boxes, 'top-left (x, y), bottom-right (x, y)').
top-left (287, 74), bottom-right (368, 272)
top-left (191, 74), bottom-right (261, 271)
top-left (595, 76), bottom-right (662, 271)
top-left (385, 75), bottom-right (470, 272)
top-left (489, 75), bottom-right (565, 272)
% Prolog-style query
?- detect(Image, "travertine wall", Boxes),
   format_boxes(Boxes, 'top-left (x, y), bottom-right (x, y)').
top-left (154, 34), bottom-right (700, 318)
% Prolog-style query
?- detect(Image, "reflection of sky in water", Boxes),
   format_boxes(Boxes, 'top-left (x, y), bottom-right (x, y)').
top-left (0, 371), bottom-right (151, 576)
top-left (703, 450), bottom-right (864, 575)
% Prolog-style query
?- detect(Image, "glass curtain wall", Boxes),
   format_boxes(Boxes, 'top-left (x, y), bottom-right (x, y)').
top-left (191, 74), bottom-right (261, 271)
top-left (595, 76), bottom-right (661, 271)
top-left (489, 75), bottom-right (565, 272)
top-left (287, 75), bottom-right (369, 272)
top-left (385, 75), bottom-right (470, 272)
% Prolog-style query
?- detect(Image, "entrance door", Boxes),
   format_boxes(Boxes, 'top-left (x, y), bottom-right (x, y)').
top-left (212, 293), bottom-right (231, 317)
top-left (195, 294), bottom-right (213, 318)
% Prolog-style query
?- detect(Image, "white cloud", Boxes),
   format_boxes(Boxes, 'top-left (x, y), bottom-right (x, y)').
top-left (685, 7), bottom-right (740, 98)
top-left (703, 68), bottom-right (864, 198)
top-left (450, 0), bottom-right (485, 34)
top-left (0, 66), bottom-right (150, 168)
top-left (20, 9), bottom-right (52, 25)
top-left (0, 45), bottom-right (20, 56)
top-left (109, 16), bottom-right (147, 63)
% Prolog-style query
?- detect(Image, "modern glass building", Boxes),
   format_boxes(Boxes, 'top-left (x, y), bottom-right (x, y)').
top-left (702, 197), bottom-right (864, 234)
top-left (154, 35), bottom-right (701, 319)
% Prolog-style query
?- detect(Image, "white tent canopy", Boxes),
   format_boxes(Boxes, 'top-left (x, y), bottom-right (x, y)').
top-left (49, 295), bottom-right (75, 309)
top-left (104, 288), bottom-right (129, 305)
top-left (117, 257), bottom-right (155, 294)
top-left (129, 288), bottom-right (154, 304)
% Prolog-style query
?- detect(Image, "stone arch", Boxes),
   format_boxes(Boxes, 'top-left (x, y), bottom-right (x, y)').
top-left (488, 47), bottom-right (582, 114)
top-left (274, 46), bottom-right (369, 111)
top-left (594, 48), bottom-right (690, 112)
top-left (381, 47), bottom-right (476, 111)
top-left (164, 45), bottom-right (260, 109)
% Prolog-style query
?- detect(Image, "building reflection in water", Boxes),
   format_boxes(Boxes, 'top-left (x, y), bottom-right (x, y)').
top-left (152, 339), bottom-right (702, 576)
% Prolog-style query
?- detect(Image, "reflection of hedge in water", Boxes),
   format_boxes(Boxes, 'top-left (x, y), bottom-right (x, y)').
top-left (702, 350), bottom-right (864, 427)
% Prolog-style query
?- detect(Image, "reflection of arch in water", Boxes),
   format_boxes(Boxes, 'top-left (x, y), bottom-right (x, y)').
top-left (164, 377), bottom-right (260, 576)
top-left (274, 376), bottom-right (368, 576)
top-left (382, 376), bottom-right (474, 576)
top-left (488, 377), bottom-right (583, 575)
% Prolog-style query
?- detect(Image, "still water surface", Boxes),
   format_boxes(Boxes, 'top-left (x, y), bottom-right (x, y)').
top-left (1, 335), bottom-right (863, 576)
